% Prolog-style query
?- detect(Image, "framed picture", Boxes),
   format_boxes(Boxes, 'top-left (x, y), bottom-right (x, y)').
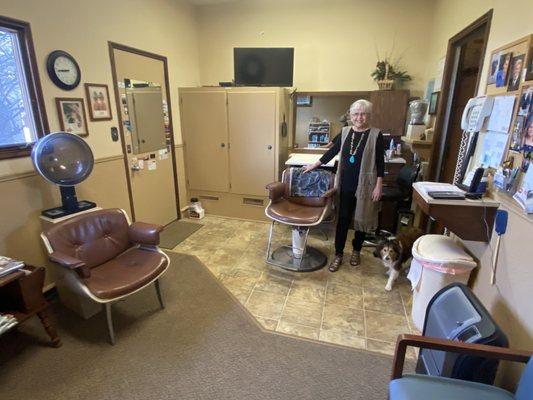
top-left (507, 54), bottom-right (525, 92)
top-left (526, 45), bottom-right (533, 82)
top-left (487, 52), bottom-right (501, 85)
top-left (296, 95), bottom-right (312, 107)
top-left (509, 115), bottom-right (525, 152)
top-left (518, 84), bottom-right (533, 117)
top-left (429, 91), bottom-right (439, 115)
top-left (495, 52), bottom-right (512, 88)
top-left (84, 83), bottom-right (112, 121)
top-left (56, 98), bottom-right (89, 136)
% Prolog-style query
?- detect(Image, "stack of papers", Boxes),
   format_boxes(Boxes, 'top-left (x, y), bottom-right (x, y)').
top-left (0, 256), bottom-right (24, 278)
top-left (0, 314), bottom-right (18, 334)
top-left (415, 182), bottom-right (465, 198)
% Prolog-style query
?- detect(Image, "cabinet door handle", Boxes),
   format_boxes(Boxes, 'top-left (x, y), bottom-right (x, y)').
top-left (267, 145), bottom-right (272, 150)
top-left (221, 143), bottom-right (226, 148)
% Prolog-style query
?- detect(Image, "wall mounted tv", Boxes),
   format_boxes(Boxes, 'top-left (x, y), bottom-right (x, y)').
top-left (234, 48), bottom-right (294, 87)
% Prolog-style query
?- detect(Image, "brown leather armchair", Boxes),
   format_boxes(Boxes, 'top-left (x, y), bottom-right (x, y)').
top-left (41, 208), bottom-right (169, 344)
top-left (264, 168), bottom-right (335, 272)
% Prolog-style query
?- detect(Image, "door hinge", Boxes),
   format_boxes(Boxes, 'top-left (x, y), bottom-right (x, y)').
top-left (180, 97), bottom-right (183, 105)
top-left (229, 183), bottom-right (232, 189)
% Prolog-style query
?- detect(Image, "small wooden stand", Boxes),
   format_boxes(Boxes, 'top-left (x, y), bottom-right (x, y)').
top-left (0, 266), bottom-right (61, 347)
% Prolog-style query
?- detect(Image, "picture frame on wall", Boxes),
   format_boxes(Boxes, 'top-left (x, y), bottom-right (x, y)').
top-left (526, 45), bottom-right (533, 82)
top-left (518, 84), bottom-right (533, 117)
top-left (84, 83), bottom-right (112, 121)
top-left (296, 95), bottom-right (312, 107)
top-left (507, 54), bottom-right (525, 92)
top-left (495, 52), bottom-right (512, 88)
top-left (429, 91), bottom-right (439, 115)
top-left (487, 52), bottom-right (501, 85)
top-left (56, 97), bottom-right (89, 137)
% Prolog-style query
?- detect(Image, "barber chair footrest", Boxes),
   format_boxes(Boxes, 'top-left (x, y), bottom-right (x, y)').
top-left (267, 245), bottom-right (327, 272)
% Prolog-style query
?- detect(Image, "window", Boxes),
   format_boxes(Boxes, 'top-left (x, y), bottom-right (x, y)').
top-left (0, 16), bottom-right (47, 160)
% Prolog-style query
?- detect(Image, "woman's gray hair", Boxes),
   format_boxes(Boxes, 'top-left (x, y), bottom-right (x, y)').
top-left (349, 99), bottom-right (373, 115)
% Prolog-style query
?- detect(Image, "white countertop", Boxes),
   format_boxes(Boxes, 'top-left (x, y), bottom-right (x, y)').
top-left (413, 182), bottom-right (500, 207)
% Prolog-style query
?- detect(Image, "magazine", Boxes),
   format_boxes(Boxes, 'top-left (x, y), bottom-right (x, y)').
top-left (0, 256), bottom-right (25, 278)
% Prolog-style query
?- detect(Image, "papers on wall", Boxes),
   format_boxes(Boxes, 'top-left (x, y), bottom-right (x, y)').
top-left (479, 131), bottom-right (508, 168)
top-left (487, 95), bottom-right (516, 133)
top-left (513, 166), bottom-right (533, 213)
top-left (434, 57), bottom-right (446, 92)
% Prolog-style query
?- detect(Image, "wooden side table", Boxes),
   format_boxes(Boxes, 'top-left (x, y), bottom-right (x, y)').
top-left (0, 265), bottom-right (61, 347)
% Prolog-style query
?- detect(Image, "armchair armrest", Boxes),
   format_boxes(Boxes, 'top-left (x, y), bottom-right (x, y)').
top-left (49, 251), bottom-right (91, 279)
top-left (265, 182), bottom-right (287, 202)
top-left (129, 222), bottom-right (163, 246)
top-left (392, 334), bottom-right (531, 380)
top-left (321, 188), bottom-right (337, 198)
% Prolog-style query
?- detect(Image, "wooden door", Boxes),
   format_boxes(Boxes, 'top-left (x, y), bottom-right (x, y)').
top-left (227, 90), bottom-right (276, 196)
top-left (180, 90), bottom-right (230, 192)
top-left (370, 90), bottom-right (409, 137)
top-left (112, 48), bottom-right (178, 226)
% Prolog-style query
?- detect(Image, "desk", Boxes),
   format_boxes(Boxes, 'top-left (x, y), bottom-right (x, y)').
top-left (0, 266), bottom-right (61, 347)
top-left (413, 182), bottom-right (500, 242)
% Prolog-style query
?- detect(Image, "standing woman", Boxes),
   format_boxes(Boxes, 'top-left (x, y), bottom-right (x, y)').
top-left (304, 99), bottom-right (384, 272)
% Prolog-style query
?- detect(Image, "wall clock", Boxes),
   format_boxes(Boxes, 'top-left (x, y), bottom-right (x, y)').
top-left (46, 50), bottom-right (81, 90)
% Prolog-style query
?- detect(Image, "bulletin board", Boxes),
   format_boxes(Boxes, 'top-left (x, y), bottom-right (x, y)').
top-left (473, 33), bottom-right (533, 212)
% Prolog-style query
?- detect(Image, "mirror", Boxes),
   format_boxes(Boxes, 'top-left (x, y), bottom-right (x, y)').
top-left (119, 79), bottom-right (168, 154)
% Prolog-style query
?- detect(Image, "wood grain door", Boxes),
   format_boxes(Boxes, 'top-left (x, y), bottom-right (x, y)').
top-left (180, 90), bottom-right (230, 192)
top-left (227, 90), bottom-right (276, 196)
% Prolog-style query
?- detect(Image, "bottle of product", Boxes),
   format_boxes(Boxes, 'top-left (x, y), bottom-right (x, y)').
top-left (188, 197), bottom-right (205, 219)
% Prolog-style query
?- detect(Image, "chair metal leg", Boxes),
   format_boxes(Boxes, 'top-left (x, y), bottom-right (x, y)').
top-left (265, 221), bottom-right (276, 262)
top-left (155, 279), bottom-right (165, 309)
top-left (104, 303), bottom-right (115, 345)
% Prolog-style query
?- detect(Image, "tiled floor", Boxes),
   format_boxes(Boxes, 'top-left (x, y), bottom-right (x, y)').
top-left (173, 215), bottom-right (418, 358)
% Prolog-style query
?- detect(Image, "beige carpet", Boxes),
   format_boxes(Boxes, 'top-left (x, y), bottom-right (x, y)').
top-left (0, 252), bottom-right (409, 400)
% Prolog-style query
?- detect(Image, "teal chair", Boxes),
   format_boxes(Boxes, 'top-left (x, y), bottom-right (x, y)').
top-left (390, 334), bottom-right (532, 400)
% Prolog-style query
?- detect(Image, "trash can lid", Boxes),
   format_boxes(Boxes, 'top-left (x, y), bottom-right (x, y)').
top-left (413, 235), bottom-right (477, 268)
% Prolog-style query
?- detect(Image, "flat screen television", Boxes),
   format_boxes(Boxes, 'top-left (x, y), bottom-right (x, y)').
top-left (234, 48), bottom-right (294, 87)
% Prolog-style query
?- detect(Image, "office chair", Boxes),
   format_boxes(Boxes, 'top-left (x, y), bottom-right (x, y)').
top-left (366, 163), bottom-right (420, 246)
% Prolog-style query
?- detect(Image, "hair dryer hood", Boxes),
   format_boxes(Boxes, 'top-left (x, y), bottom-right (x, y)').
top-left (31, 132), bottom-right (94, 186)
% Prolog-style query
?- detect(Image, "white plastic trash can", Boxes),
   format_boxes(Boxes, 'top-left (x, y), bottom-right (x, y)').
top-left (407, 235), bottom-right (477, 332)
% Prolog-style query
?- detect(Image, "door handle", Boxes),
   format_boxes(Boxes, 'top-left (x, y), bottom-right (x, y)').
top-left (221, 143), bottom-right (226, 148)
top-left (131, 165), bottom-right (141, 172)
top-left (267, 145), bottom-right (272, 150)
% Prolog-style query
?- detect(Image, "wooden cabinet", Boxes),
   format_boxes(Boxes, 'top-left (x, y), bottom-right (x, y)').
top-left (0, 266), bottom-right (61, 347)
top-left (179, 87), bottom-right (289, 219)
top-left (370, 90), bottom-right (410, 137)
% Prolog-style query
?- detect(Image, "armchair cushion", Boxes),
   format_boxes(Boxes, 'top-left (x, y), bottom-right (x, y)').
top-left (85, 248), bottom-right (168, 299)
top-left (390, 374), bottom-right (514, 400)
top-left (265, 200), bottom-right (325, 225)
top-left (128, 222), bottom-right (163, 246)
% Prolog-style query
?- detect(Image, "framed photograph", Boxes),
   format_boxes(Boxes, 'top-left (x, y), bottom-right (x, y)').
top-left (526, 45), bottom-right (533, 81)
top-left (487, 52), bottom-right (501, 85)
top-left (56, 98), bottom-right (89, 136)
top-left (523, 113), bottom-right (533, 153)
top-left (518, 84), bottom-right (533, 117)
top-left (84, 83), bottom-right (112, 121)
top-left (428, 91), bottom-right (439, 115)
top-left (495, 52), bottom-right (512, 88)
top-left (509, 115), bottom-right (525, 152)
top-left (507, 54), bottom-right (525, 92)
top-left (296, 95), bottom-right (312, 107)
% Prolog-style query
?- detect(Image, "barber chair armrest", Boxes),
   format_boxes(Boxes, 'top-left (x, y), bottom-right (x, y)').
top-left (321, 188), bottom-right (337, 198)
top-left (129, 222), bottom-right (163, 246)
top-left (266, 182), bottom-right (287, 202)
top-left (49, 251), bottom-right (91, 279)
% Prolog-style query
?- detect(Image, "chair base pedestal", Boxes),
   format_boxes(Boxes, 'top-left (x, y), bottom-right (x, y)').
top-left (267, 245), bottom-right (327, 272)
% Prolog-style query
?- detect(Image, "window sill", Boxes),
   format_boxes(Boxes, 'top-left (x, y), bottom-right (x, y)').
top-left (0, 145), bottom-right (33, 160)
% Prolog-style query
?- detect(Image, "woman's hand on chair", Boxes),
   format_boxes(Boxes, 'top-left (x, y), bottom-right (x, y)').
top-left (302, 161), bottom-right (321, 174)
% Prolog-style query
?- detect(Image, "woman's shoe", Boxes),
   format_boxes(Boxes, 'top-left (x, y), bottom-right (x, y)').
top-left (328, 255), bottom-right (343, 272)
top-left (350, 250), bottom-right (361, 266)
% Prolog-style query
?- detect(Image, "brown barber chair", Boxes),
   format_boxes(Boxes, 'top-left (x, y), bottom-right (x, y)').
top-left (264, 168), bottom-right (335, 272)
top-left (41, 208), bottom-right (169, 344)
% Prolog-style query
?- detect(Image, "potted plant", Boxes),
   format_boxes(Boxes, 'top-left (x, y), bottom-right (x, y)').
top-left (371, 59), bottom-right (412, 90)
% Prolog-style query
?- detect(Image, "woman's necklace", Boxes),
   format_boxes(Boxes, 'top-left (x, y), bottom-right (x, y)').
top-left (348, 130), bottom-right (366, 164)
